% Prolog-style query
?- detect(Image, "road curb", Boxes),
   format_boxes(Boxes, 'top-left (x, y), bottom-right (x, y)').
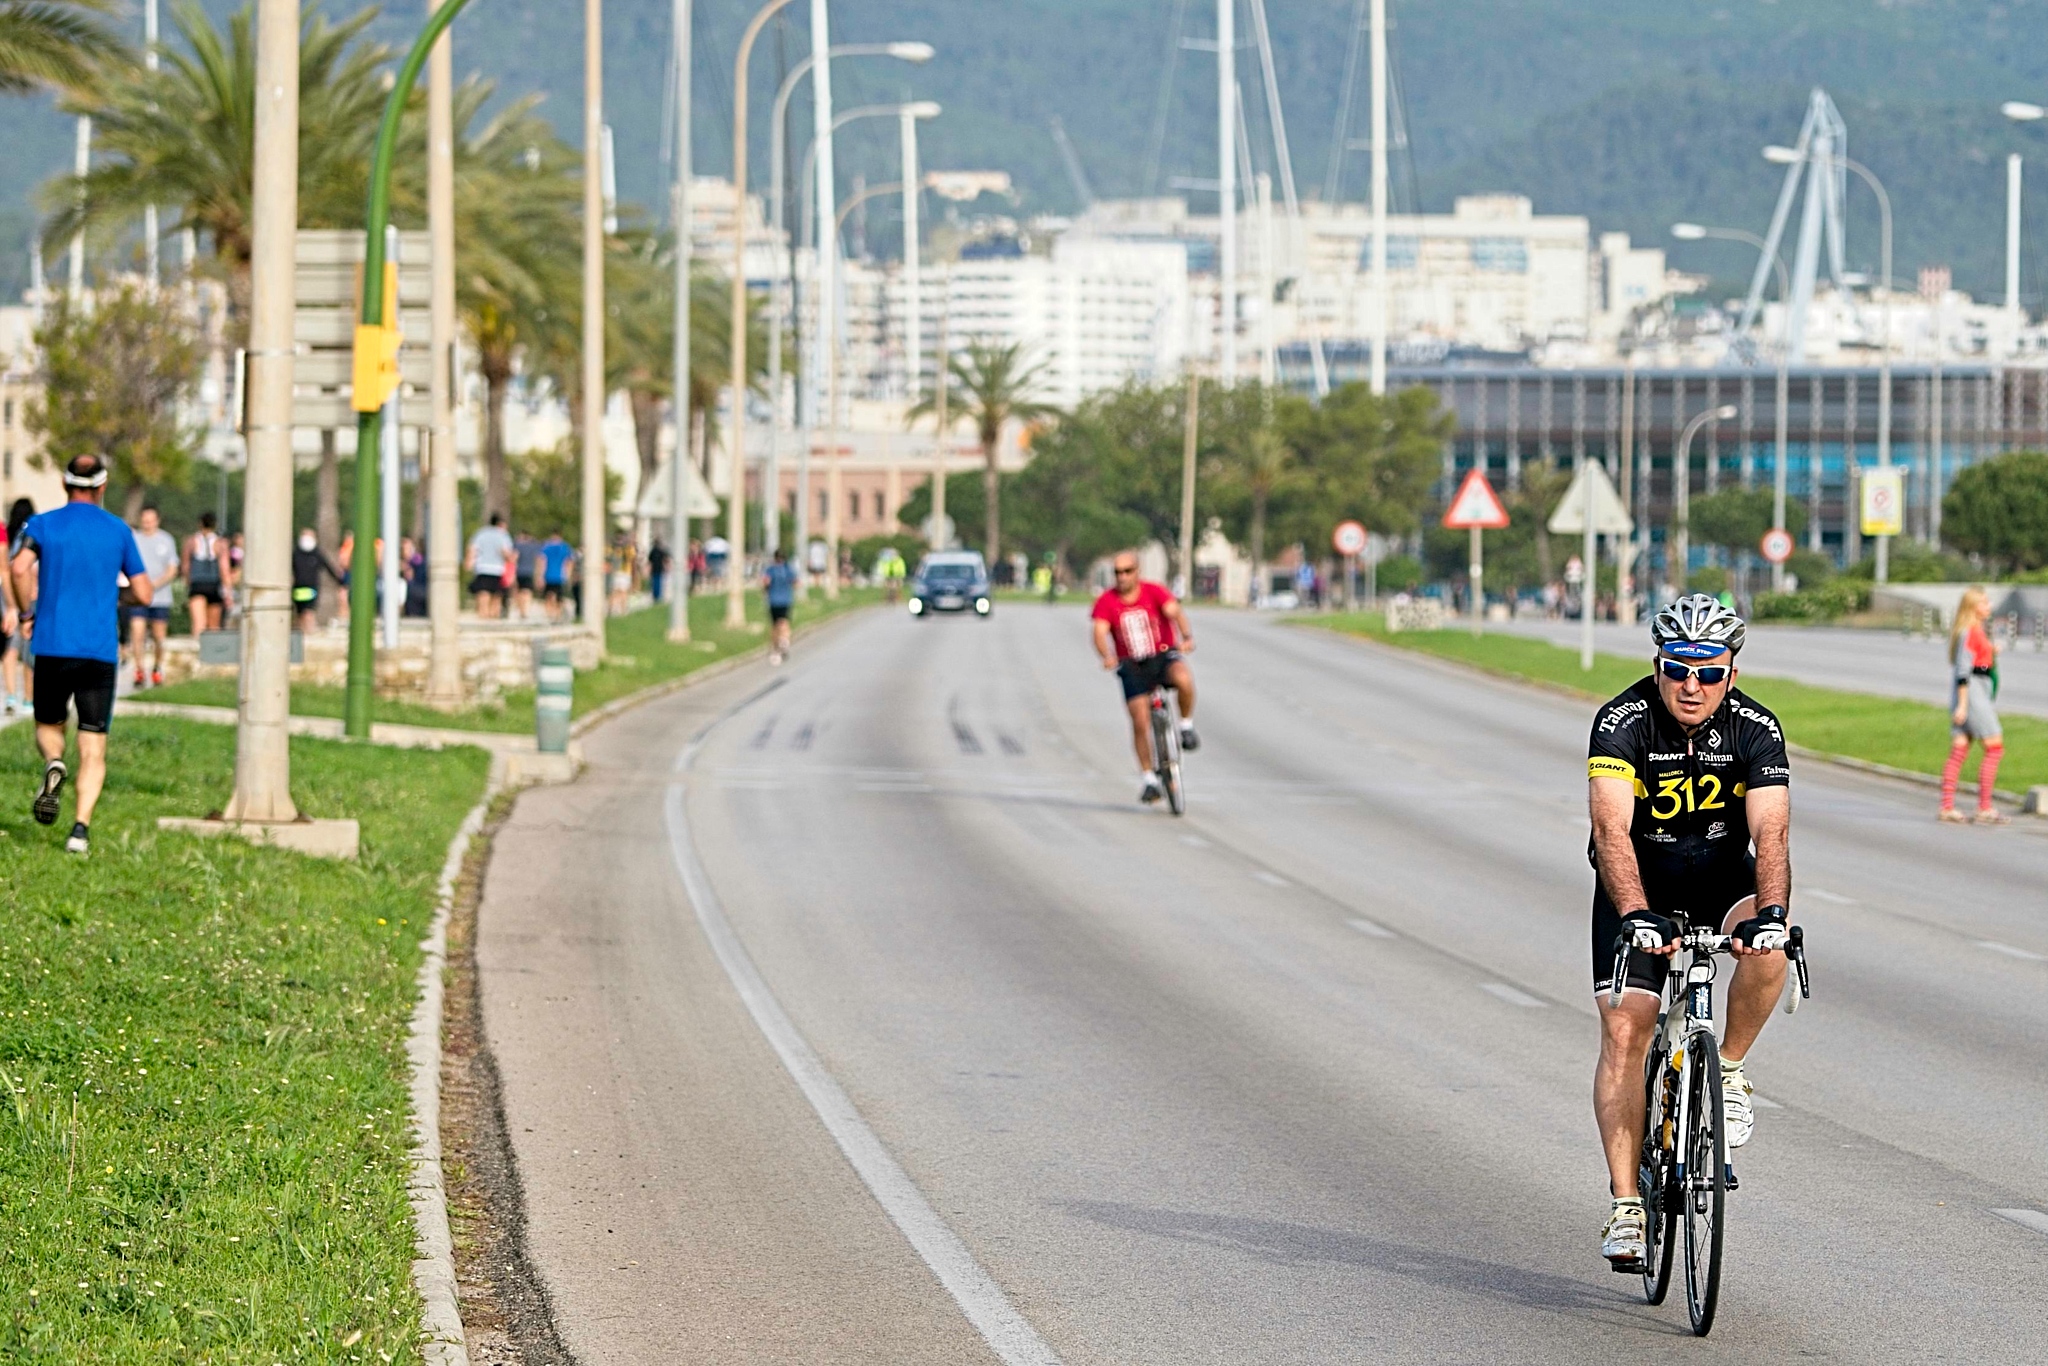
top-left (1294, 622), bottom-right (2035, 810)
top-left (405, 754), bottom-right (506, 1366)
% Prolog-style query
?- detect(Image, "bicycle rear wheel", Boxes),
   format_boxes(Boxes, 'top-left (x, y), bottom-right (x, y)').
top-left (1639, 1040), bottom-right (1677, 1305)
top-left (1682, 1029), bottom-right (1726, 1336)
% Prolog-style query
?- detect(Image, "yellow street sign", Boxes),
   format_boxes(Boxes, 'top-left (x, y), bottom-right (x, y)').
top-left (1860, 466), bottom-right (1904, 537)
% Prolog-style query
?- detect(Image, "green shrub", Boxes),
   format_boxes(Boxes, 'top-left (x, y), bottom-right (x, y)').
top-left (1752, 579), bottom-right (1870, 621)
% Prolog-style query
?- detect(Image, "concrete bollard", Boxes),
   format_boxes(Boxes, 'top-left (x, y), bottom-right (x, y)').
top-left (536, 644), bottom-right (573, 755)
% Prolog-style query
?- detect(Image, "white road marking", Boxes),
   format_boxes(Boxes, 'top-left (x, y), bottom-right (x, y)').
top-left (666, 777), bottom-right (1061, 1366)
top-left (1346, 917), bottom-right (1395, 939)
top-left (857, 782), bottom-right (937, 794)
top-left (1804, 888), bottom-right (1857, 905)
top-left (1480, 983), bottom-right (1546, 1009)
top-left (1976, 941), bottom-right (2045, 962)
top-left (1992, 1208), bottom-right (2048, 1238)
top-left (1751, 1094), bottom-right (1784, 1110)
top-left (1250, 870), bottom-right (1290, 888)
top-left (1178, 834), bottom-right (1210, 848)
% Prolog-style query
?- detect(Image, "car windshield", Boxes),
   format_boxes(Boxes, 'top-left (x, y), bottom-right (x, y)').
top-left (923, 564), bottom-right (979, 584)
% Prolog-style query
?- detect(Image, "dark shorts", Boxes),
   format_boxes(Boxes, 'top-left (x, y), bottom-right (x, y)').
top-left (189, 585), bottom-right (224, 605)
top-left (469, 575), bottom-right (505, 599)
top-left (133, 605), bottom-right (171, 624)
top-left (1116, 650), bottom-right (1184, 702)
top-left (1592, 854), bottom-right (1757, 998)
top-left (768, 602), bottom-right (792, 623)
top-left (516, 574), bottom-right (536, 593)
top-left (542, 580), bottom-right (564, 600)
top-left (33, 655), bottom-right (117, 734)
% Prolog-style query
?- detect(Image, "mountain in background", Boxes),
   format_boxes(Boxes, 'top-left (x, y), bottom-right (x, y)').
top-left (5, 0), bottom-right (2048, 312)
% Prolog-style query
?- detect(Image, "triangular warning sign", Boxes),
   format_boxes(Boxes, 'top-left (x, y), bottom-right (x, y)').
top-left (1442, 469), bottom-right (1510, 529)
top-left (1547, 461), bottom-right (1634, 536)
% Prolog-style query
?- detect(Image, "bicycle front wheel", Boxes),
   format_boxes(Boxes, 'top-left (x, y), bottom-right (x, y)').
top-left (1682, 1029), bottom-right (1726, 1336)
top-left (1152, 706), bottom-right (1185, 815)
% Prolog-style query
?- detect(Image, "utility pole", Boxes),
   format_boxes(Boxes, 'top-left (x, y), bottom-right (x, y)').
top-left (1178, 372), bottom-right (1199, 596)
top-left (1216, 0), bottom-right (1235, 385)
top-left (2008, 153), bottom-right (2024, 352)
top-left (1368, 0), bottom-right (1387, 394)
top-left (668, 0), bottom-right (693, 641)
top-left (426, 0), bottom-right (462, 701)
top-left (810, 0), bottom-right (837, 580)
top-left (930, 307), bottom-right (948, 549)
top-left (143, 0), bottom-right (158, 285)
top-left (68, 117), bottom-right (89, 298)
top-left (582, 0), bottom-right (607, 631)
top-left (224, 0), bottom-right (300, 824)
top-left (902, 105), bottom-right (922, 417)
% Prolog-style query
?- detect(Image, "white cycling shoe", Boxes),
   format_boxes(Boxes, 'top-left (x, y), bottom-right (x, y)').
top-left (1602, 1198), bottom-right (1648, 1271)
top-left (1722, 1057), bottom-right (1755, 1149)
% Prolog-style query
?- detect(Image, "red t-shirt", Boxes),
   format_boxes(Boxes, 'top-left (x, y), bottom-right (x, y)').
top-left (1965, 622), bottom-right (1995, 671)
top-left (1093, 581), bottom-right (1178, 661)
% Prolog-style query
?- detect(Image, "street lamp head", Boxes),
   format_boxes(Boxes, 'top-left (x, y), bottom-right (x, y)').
top-left (2004, 100), bottom-right (2047, 122)
top-left (1670, 223), bottom-right (1707, 240)
top-left (906, 100), bottom-right (942, 119)
top-left (886, 42), bottom-right (936, 62)
top-left (1762, 145), bottom-right (1803, 165)
top-left (1714, 405), bottom-right (1738, 420)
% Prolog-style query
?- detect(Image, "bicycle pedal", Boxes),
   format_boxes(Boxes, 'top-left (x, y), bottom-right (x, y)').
top-left (1607, 1255), bottom-right (1647, 1275)
top-left (1724, 1164), bottom-right (1739, 1191)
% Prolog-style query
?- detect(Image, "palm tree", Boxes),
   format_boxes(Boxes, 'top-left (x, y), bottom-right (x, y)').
top-left (909, 340), bottom-right (1055, 570)
top-left (0, 0), bottom-right (124, 96)
top-left (42, 1), bottom-right (395, 316)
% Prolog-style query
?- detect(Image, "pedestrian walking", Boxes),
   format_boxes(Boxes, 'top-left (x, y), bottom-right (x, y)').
top-left (512, 530), bottom-right (542, 620)
top-left (5, 454), bottom-right (155, 856)
top-left (401, 536), bottom-right (429, 617)
top-left (465, 513), bottom-right (514, 620)
top-left (648, 537), bottom-right (672, 603)
top-left (1940, 586), bottom-right (2008, 825)
top-left (182, 511), bottom-right (231, 636)
top-left (292, 527), bottom-right (342, 632)
top-left (539, 532), bottom-right (574, 621)
top-left (763, 548), bottom-right (798, 663)
top-left (0, 498), bottom-right (29, 715)
top-left (126, 505), bottom-right (180, 687)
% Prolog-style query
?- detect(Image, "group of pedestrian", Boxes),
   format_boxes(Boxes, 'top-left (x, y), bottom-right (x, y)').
top-left (463, 514), bottom-right (580, 621)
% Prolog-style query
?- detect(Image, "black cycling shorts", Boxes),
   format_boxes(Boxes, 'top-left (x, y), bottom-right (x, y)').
top-left (1116, 650), bottom-right (1183, 701)
top-left (1592, 853), bottom-right (1756, 998)
top-left (768, 603), bottom-right (791, 623)
top-left (33, 654), bottom-right (118, 734)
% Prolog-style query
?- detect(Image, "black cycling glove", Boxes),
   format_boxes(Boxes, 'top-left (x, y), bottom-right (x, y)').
top-left (1617, 911), bottom-right (1682, 952)
top-left (1731, 904), bottom-right (1790, 949)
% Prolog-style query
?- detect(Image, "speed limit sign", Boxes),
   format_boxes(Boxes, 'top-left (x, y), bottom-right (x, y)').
top-left (1332, 520), bottom-right (1368, 557)
top-left (1759, 527), bottom-right (1795, 565)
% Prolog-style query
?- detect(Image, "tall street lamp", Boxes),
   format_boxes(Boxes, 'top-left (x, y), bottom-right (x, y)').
top-left (767, 42), bottom-right (933, 568)
top-left (822, 178), bottom-right (903, 593)
top-left (726, 0), bottom-right (799, 629)
top-left (581, 0), bottom-right (607, 630)
top-left (668, 0), bottom-right (693, 643)
top-left (1673, 404), bottom-right (1739, 587)
top-left (2004, 102), bottom-right (2041, 361)
top-left (1674, 219), bottom-right (1793, 590)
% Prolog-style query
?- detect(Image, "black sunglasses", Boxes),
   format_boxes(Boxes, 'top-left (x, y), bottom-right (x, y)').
top-left (1657, 658), bottom-right (1731, 686)
top-left (1113, 565), bottom-right (1138, 575)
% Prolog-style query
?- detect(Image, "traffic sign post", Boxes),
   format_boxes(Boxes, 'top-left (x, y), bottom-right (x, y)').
top-left (1333, 520), bottom-right (1368, 611)
top-left (1548, 460), bottom-right (1632, 671)
top-left (1443, 470), bottom-right (1509, 634)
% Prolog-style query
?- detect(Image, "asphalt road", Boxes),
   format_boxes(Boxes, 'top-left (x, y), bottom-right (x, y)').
top-left (479, 603), bottom-right (2048, 1363)
top-left (1495, 615), bottom-right (2048, 719)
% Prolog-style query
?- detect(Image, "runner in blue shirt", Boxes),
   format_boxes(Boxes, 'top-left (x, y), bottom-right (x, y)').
top-left (763, 548), bottom-right (798, 663)
top-left (6, 454), bottom-right (155, 855)
top-left (540, 534), bottom-right (576, 621)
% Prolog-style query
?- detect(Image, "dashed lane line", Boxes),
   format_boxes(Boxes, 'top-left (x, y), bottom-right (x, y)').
top-left (1480, 983), bottom-right (1546, 1009)
top-left (1345, 917), bottom-right (1395, 939)
top-left (1976, 941), bottom-right (2045, 962)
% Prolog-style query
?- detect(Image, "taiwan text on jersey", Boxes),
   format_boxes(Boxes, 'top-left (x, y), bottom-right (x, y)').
top-left (1586, 677), bottom-right (1790, 877)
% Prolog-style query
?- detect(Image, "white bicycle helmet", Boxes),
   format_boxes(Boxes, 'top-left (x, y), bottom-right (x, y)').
top-left (1651, 593), bottom-right (1745, 658)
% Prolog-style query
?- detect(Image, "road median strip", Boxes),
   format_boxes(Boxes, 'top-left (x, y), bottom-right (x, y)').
top-left (1295, 613), bottom-right (2048, 805)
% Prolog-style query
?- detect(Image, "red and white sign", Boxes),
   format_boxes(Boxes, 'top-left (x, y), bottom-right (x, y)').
top-left (1759, 527), bottom-right (1795, 565)
top-left (1332, 520), bottom-right (1368, 557)
top-left (1442, 469), bottom-right (1510, 530)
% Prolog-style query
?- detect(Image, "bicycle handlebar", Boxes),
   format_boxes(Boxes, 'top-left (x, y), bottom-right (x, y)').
top-left (1606, 924), bottom-right (1811, 1012)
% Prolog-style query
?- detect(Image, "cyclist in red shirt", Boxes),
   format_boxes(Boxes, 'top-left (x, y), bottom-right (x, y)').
top-left (1091, 551), bottom-right (1199, 803)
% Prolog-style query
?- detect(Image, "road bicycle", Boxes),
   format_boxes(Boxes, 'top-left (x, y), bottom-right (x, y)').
top-left (1148, 686), bottom-right (1185, 816)
top-left (1610, 921), bottom-right (1809, 1336)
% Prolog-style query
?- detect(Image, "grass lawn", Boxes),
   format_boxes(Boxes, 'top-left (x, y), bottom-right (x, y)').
top-left (1302, 612), bottom-right (2048, 794)
top-left (146, 588), bottom-right (878, 735)
top-left (0, 716), bottom-right (491, 1362)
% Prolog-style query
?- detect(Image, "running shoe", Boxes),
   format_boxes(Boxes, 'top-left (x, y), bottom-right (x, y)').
top-left (32, 760), bottom-right (66, 825)
top-left (64, 822), bottom-right (88, 856)
top-left (151, 669), bottom-right (163, 687)
top-left (1721, 1056), bottom-right (1755, 1149)
top-left (133, 668), bottom-right (146, 687)
top-left (1975, 808), bottom-right (2011, 826)
top-left (1601, 1198), bottom-right (1648, 1271)
top-left (1139, 773), bottom-right (1165, 804)
top-left (1937, 807), bottom-right (1970, 824)
top-left (1178, 721), bottom-right (1201, 752)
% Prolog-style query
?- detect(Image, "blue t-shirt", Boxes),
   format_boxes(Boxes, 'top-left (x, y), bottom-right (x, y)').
top-left (540, 540), bottom-right (574, 584)
top-left (23, 501), bottom-right (147, 663)
top-left (763, 562), bottom-right (797, 608)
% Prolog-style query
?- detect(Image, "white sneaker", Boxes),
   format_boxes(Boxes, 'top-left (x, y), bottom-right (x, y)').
top-left (1721, 1057), bottom-right (1755, 1149)
top-left (1601, 1198), bottom-right (1648, 1270)
top-left (1139, 773), bottom-right (1164, 804)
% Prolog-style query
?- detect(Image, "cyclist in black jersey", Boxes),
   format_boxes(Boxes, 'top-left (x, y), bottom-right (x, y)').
top-left (1588, 595), bottom-right (1792, 1273)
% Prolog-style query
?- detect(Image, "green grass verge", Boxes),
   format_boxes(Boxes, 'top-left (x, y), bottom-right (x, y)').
top-left (1302, 612), bottom-right (2048, 794)
top-left (0, 717), bottom-right (491, 1362)
top-left (146, 589), bottom-right (879, 735)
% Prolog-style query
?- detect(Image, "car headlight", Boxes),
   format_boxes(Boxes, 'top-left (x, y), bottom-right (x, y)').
top-left (907, 597), bottom-right (924, 614)
top-left (974, 597), bottom-right (990, 614)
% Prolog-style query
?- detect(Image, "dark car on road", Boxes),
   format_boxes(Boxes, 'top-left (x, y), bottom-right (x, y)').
top-left (908, 552), bottom-right (993, 618)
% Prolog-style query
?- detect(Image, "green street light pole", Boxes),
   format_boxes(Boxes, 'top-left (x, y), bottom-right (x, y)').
top-left (345, 0), bottom-right (478, 737)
